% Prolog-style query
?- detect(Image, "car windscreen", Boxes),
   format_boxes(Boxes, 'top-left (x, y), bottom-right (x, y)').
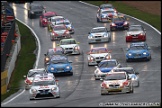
top-left (31, 5), bottom-right (43, 10)
top-left (91, 48), bottom-right (108, 53)
top-left (129, 27), bottom-right (142, 31)
top-left (28, 71), bottom-right (45, 77)
top-left (33, 80), bottom-right (55, 86)
top-left (60, 40), bottom-right (76, 45)
top-left (91, 28), bottom-right (106, 33)
top-left (53, 26), bottom-right (66, 31)
top-left (48, 50), bottom-right (63, 56)
top-left (113, 17), bottom-right (125, 22)
top-left (102, 11), bottom-right (114, 14)
top-left (129, 46), bottom-right (146, 50)
top-left (104, 73), bottom-right (126, 80)
top-left (113, 69), bottom-right (135, 74)
top-left (98, 61), bottom-right (117, 68)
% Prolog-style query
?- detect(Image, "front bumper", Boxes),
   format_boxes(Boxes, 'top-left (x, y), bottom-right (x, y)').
top-left (64, 49), bottom-right (80, 55)
top-left (88, 37), bottom-right (109, 43)
top-left (126, 55), bottom-right (151, 61)
top-left (101, 86), bottom-right (131, 94)
top-left (126, 35), bottom-right (146, 42)
top-left (29, 90), bottom-right (60, 100)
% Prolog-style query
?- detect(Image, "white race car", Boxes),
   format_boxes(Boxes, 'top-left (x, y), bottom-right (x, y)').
top-left (29, 73), bottom-right (60, 100)
top-left (57, 38), bottom-right (80, 55)
top-left (88, 27), bottom-right (111, 44)
top-left (100, 71), bottom-right (134, 95)
top-left (87, 47), bottom-right (111, 66)
top-left (110, 67), bottom-right (140, 87)
top-left (24, 68), bottom-right (47, 90)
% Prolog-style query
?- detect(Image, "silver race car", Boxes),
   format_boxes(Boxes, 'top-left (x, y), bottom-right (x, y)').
top-left (100, 71), bottom-right (134, 95)
top-left (29, 73), bottom-right (60, 100)
top-left (88, 27), bottom-right (111, 44)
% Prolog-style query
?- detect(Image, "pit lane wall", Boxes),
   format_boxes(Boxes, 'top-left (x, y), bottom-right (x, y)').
top-left (1, 23), bottom-right (21, 95)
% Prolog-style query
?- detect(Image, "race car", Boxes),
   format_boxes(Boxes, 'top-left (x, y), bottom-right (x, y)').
top-left (96, 8), bottom-right (118, 22)
top-left (98, 4), bottom-right (118, 13)
top-left (110, 15), bottom-right (129, 31)
top-left (57, 38), bottom-right (80, 55)
top-left (110, 67), bottom-right (140, 87)
top-left (39, 11), bottom-right (57, 27)
top-left (94, 59), bottom-right (121, 80)
top-left (29, 73), bottom-right (60, 100)
top-left (88, 27), bottom-right (111, 44)
top-left (126, 25), bottom-right (146, 42)
top-left (50, 24), bottom-right (71, 41)
top-left (126, 42), bottom-right (151, 62)
top-left (44, 47), bottom-right (64, 66)
top-left (24, 68), bottom-right (47, 90)
top-left (47, 16), bottom-right (66, 31)
top-left (100, 71), bottom-right (134, 95)
top-left (53, 19), bottom-right (74, 34)
top-left (28, 3), bottom-right (46, 19)
top-left (87, 47), bottom-right (112, 66)
top-left (46, 55), bottom-right (73, 75)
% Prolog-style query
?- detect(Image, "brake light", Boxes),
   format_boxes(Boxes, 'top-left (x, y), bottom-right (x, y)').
top-left (25, 78), bottom-right (32, 85)
top-left (102, 82), bottom-right (108, 88)
top-left (123, 80), bottom-right (129, 86)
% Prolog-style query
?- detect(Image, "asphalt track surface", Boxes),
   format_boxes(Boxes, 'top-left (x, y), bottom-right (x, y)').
top-left (1, 1), bottom-right (161, 107)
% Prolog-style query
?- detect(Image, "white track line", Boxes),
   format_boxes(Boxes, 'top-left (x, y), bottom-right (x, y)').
top-left (79, 1), bottom-right (161, 35)
top-left (1, 18), bottom-right (41, 105)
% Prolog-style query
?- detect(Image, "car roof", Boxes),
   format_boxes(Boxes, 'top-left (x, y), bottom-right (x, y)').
top-left (91, 47), bottom-right (107, 50)
top-left (101, 59), bottom-right (117, 62)
top-left (113, 67), bottom-right (133, 70)
top-left (100, 4), bottom-right (113, 7)
top-left (51, 16), bottom-right (64, 19)
top-left (130, 42), bottom-right (146, 46)
top-left (61, 38), bottom-right (75, 41)
top-left (107, 71), bottom-right (126, 75)
top-left (92, 27), bottom-right (106, 29)
top-left (101, 8), bottom-right (114, 12)
top-left (29, 68), bottom-right (46, 73)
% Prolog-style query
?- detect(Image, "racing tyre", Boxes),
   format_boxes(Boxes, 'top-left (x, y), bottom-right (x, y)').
top-left (29, 98), bottom-right (34, 100)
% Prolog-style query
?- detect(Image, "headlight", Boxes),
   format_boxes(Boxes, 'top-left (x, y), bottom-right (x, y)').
top-left (66, 66), bottom-right (70, 69)
top-left (103, 33), bottom-right (108, 37)
top-left (74, 46), bottom-right (80, 50)
top-left (51, 33), bottom-right (55, 36)
top-left (88, 35), bottom-right (93, 39)
top-left (51, 67), bottom-right (54, 70)
top-left (31, 89), bottom-right (37, 93)
top-left (128, 53), bottom-right (132, 56)
top-left (51, 87), bottom-right (57, 91)
top-left (140, 32), bottom-right (145, 35)
top-left (143, 52), bottom-right (147, 55)
top-left (111, 23), bottom-right (116, 26)
top-left (45, 57), bottom-right (49, 61)
top-left (31, 11), bottom-right (34, 14)
top-left (124, 21), bottom-right (128, 25)
top-left (67, 26), bottom-right (71, 30)
top-left (105, 54), bottom-right (111, 59)
top-left (90, 56), bottom-right (94, 61)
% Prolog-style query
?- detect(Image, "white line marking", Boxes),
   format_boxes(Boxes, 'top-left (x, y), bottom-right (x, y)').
top-left (79, 1), bottom-right (161, 35)
top-left (2, 18), bottom-right (41, 105)
top-left (1, 90), bottom-right (25, 105)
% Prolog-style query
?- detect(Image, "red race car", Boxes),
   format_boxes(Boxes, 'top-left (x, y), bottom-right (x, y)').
top-left (39, 11), bottom-right (57, 27)
top-left (126, 25), bottom-right (146, 42)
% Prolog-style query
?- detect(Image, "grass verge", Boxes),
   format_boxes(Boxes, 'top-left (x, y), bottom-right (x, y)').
top-left (85, 1), bottom-right (161, 32)
top-left (1, 20), bottom-right (36, 102)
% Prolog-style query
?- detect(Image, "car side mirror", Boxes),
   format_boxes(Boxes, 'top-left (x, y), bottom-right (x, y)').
top-left (100, 78), bottom-right (103, 81)
top-left (135, 72), bottom-right (139, 75)
top-left (148, 47), bottom-right (151, 50)
top-left (95, 66), bottom-right (98, 68)
top-left (69, 61), bottom-right (73, 63)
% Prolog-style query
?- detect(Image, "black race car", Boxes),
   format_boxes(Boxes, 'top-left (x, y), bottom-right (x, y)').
top-left (28, 3), bottom-right (46, 19)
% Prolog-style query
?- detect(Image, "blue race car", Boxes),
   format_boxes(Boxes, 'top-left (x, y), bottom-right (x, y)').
top-left (110, 15), bottom-right (129, 31)
top-left (94, 59), bottom-right (121, 80)
top-left (126, 42), bottom-right (151, 62)
top-left (46, 55), bottom-right (73, 75)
